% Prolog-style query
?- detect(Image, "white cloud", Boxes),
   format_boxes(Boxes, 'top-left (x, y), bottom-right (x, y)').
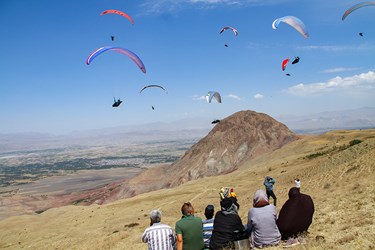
top-left (254, 93), bottom-right (264, 99)
top-left (226, 94), bottom-right (241, 100)
top-left (192, 94), bottom-right (206, 101)
top-left (140, 0), bottom-right (288, 14)
top-left (296, 45), bottom-right (355, 52)
top-left (296, 44), bottom-right (373, 52)
top-left (321, 67), bottom-right (361, 74)
top-left (286, 71), bottom-right (375, 96)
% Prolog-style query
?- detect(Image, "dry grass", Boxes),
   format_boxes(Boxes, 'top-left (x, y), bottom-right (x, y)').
top-left (0, 129), bottom-right (374, 249)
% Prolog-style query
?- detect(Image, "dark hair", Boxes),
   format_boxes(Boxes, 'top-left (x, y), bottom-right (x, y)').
top-left (204, 205), bottom-right (214, 219)
top-left (181, 202), bottom-right (194, 216)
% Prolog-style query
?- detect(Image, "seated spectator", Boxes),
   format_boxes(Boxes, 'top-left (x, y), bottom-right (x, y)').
top-left (247, 190), bottom-right (281, 248)
top-left (202, 205), bottom-right (215, 249)
top-left (209, 198), bottom-right (245, 250)
top-left (277, 187), bottom-right (315, 240)
top-left (175, 202), bottom-right (204, 250)
top-left (142, 209), bottom-right (176, 250)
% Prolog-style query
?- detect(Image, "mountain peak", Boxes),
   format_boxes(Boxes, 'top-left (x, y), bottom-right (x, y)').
top-left (113, 110), bottom-right (299, 199)
top-left (167, 110), bottom-right (298, 186)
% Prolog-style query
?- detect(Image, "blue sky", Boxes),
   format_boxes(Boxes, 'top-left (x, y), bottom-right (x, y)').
top-left (1, 0), bottom-right (374, 134)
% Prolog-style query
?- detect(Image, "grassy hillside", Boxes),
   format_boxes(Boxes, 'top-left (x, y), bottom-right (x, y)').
top-left (1, 129), bottom-right (374, 249)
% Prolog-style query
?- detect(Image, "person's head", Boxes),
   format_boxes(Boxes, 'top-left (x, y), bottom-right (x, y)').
top-left (150, 209), bottom-right (162, 224)
top-left (288, 187), bottom-right (300, 199)
top-left (266, 176), bottom-right (271, 181)
top-left (204, 205), bottom-right (214, 220)
top-left (220, 197), bottom-right (234, 211)
top-left (181, 202), bottom-right (194, 216)
top-left (253, 189), bottom-right (269, 207)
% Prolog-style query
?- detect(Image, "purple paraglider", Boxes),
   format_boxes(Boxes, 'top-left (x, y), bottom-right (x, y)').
top-left (86, 46), bottom-right (146, 73)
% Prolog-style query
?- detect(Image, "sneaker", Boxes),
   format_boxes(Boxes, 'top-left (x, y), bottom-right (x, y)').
top-left (283, 238), bottom-right (300, 248)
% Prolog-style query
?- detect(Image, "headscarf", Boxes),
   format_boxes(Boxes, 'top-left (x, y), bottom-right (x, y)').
top-left (277, 187), bottom-right (315, 239)
top-left (220, 197), bottom-right (238, 215)
top-left (253, 189), bottom-right (270, 208)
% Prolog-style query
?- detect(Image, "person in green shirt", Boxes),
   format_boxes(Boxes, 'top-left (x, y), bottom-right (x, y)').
top-left (175, 202), bottom-right (204, 250)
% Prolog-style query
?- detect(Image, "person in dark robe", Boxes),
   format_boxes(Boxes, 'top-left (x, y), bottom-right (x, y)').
top-left (209, 198), bottom-right (245, 250)
top-left (276, 187), bottom-right (315, 240)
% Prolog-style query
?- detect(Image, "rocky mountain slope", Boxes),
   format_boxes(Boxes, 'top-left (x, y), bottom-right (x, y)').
top-left (108, 110), bottom-right (299, 201)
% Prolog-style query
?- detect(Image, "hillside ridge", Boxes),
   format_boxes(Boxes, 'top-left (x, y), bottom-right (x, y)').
top-left (1, 129), bottom-right (374, 249)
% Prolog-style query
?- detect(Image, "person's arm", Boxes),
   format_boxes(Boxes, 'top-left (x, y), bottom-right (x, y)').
top-left (247, 210), bottom-right (253, 232)
top-left (176, 234), bottom-right (183, 250)
top-left (141, 230), bottom-right (148, 243)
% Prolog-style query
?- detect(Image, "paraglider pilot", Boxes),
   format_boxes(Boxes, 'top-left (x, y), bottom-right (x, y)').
top-left (112, 98), bottom-right (122, 107)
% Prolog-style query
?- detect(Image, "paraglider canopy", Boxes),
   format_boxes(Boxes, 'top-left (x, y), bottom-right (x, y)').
top-left (86, 46), bottom-right (146, 74)
top-left (139, 85), bottom-right (168, 94)
top-left (219, 26), bottom-right (238, 36)
top-left (272, 16), bottom-right (309, 38)
top-left (291, 56), bottom-right (300, 64)
top-left (282, 58), bottom-right (290, 71)
top-left (342, 2), bottom-right (375, 21)
top-left (206, 91), bottom-right (222, 103)
top-left (100, 10), bottom-right (134, 25)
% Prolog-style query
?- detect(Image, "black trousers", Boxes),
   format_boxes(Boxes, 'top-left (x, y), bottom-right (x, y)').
top-left (266, 190), bottom-right (277, 206)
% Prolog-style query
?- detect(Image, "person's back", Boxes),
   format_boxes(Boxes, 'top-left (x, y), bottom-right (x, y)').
top-left (210, 198), bottom-right (244, 250)
top-left (142, 210), bottom-right (176, 250)
top-left (248, 190), bottom-right (281, 248)
top-left (202, 205), bottom-right (214, 249)
top-left (277, 187), bottom-right (314, 240)
top-left (175, 202), bottom-right (204, 250)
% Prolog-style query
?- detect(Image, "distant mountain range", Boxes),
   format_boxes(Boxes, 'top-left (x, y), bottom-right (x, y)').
top-left (1, 107), bottom-right (374, 152)
top-left (276, 107), bottom-right (375, 134)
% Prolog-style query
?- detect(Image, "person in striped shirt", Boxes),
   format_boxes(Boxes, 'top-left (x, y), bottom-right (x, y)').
top-left (202, 205), bottom-right (215, 250)
top-left (142, 209), bottom-right (176, 250)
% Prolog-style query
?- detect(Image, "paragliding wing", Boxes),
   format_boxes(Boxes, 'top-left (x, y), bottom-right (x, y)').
top-left (219, 26), bottom-right (239, 36)
top-left (282, 58), bottom-right (290, 71)
top-left (86, 46), bottom-right (146, 73)
top-left (139, 85), bottom-right (168, 94)
top-left (206, 91), bottom-right (222, 103)
top-left (342, 2), bottom-right (375, 20)
top-left (272, 16), bottom-right (309, 38)
top-left (291, 56), bottom-right (300, 64)
top-left (100, 10), bottom-right (134, 25)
